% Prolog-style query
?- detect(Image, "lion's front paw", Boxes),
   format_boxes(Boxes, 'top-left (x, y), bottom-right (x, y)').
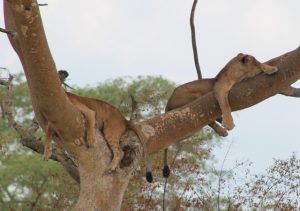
top-left (222, 117), bottom-right (235, 130)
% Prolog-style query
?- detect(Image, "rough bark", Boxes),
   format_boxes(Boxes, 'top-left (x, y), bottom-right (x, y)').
top-left (144, 47), bottom-right (300, 153)
top-left (3, 0), bottom-right (300, 210)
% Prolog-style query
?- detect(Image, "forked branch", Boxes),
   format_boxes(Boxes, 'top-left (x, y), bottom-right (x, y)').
top-left (0, 76), bottom-right (79, 182)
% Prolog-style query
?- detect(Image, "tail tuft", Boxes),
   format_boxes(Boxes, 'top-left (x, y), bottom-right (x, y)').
top-left (163, 165), bottom-right (170, 178)
top-left (146, 171), bottom-right (153, 183)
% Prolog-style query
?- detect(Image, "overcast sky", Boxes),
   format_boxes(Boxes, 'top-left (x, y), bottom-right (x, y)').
top-left (1, 0), bottom-right (300, 175)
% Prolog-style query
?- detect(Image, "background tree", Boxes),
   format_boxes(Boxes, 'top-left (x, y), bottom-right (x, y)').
top-left (1, 73), bottom-right (300, 210)
top-left (0, 73), bottom-right (79, 210)
top-left (1, 0), bottom-right (300, 210)
top-left (1, 74), bottom-right (225, 210)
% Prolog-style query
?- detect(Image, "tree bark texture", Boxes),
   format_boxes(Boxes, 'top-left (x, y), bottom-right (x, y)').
top-left (3, 0), bottom-right (300, 210)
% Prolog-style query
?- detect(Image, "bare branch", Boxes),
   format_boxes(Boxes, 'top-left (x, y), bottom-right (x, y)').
top-left (1, 74), bottom-right (25, 135)
top-left (190, 0), bottom-right (202, 79)
top-left (28, 118), bottom-right (40, 135)
top-left (0, 102), bottom-right (4, 119)
top-left (0, 76), bottom-right (80, 182)
top-left (0, 27), bottom-right (17, 37)
top-left (130, 94), bottom-right (139, 121)
top-left (38, 3), bottom-right (48, 6)
top-left (58, 70), bottom-right (75, 90)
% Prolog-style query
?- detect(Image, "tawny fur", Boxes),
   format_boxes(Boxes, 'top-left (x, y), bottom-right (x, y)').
top-left (213, 53), bottom-right (277, 129)
top-left (163, 53), bottom-right (277, 176)
top-left (165, 78), bottom-right (227, 136)
top-left (166, 53), bottom-right (278, 130)
top-left (43, 91), bottom-right (151, 174)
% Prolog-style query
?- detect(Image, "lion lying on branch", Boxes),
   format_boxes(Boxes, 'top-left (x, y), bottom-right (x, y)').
top-left (43, 71), bottom-right (153, 182)
top-left (162, 53), bottom-right (278, 177)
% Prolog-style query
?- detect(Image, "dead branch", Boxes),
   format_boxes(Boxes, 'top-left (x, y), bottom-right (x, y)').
top-left (0, 76), bottom-right (79, 182)
top-left (190, 0), bottom-right (202, 79)
top-left (27, 117), bottom-right (39, 135)
top-left (130, 94), bottom-right (139, 121)
top-left (0, 27), bottom-right (17, 37)
top-left (1, 74), bottom-right (25, 134)
top-left (3, 1), bottom-right (300, 208)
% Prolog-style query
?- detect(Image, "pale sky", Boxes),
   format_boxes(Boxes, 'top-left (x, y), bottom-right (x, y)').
top-left (1, 0), bottom-right (300, 175)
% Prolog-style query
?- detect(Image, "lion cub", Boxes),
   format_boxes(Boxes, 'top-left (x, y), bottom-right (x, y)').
top-left (162, 53), bottom-right (278, 177)
top-left (43, 72), bottom-right (153, 182)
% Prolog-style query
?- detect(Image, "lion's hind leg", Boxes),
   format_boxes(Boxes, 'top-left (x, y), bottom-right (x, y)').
top-left (104, 128), bottom-right (125, 172)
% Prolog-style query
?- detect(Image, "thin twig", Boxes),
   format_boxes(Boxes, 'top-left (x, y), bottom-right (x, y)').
top-left (217, 139), bottom-right (234, 211)
top-left (30, 177), bottom-right (48, 211)
top-left (190, 0), bottom-right (202, 79)
top-left (162, 1), bottom-right (202, 207)
top-left (58, 70), bottom-right (75, 90)
top-left (130, 94), bottom-right (139, 121)
top-left (38, 3), bottom-right (48, 6)
top-left (0, 102), bottom-right (4, 119)
top-left (0, 27), bottom-right (17, 37)
top-left (28, 118), bottom-right (40, 135)
top-left (162, 144), bottom-right (183, 211)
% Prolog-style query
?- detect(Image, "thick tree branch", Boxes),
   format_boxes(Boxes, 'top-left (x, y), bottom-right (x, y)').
top-left (4, 0), bottom-right (86, 154)
top-left (139, 47), bottom-right (300, 153)
top-left (3, 1), bottom-right (299, 209)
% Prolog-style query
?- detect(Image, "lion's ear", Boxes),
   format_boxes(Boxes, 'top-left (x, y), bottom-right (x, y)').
top-left (241, 55), bottom-right (251, 64)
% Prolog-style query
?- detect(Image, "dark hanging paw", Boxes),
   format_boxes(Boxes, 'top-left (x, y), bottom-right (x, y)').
top-left (146, 171), bottom-right (153, 183)
top-left (163, 165), bottom-right (170, 178)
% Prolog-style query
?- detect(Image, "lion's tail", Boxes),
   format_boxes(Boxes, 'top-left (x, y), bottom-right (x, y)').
top-left (127, 121), bottom-right (153, 183)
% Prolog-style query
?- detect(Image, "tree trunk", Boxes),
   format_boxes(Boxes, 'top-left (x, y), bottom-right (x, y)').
top-left (3, 0), bottom-right (300, 210)
top-left (75, 168), bottom-right (130, 210)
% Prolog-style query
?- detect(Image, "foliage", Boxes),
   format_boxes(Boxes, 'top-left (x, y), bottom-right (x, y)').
top-left (234, 153), bottom-right (300, 210)
top-left (0, 73), bottom-right (182, 210)
top-left (0, 152), bottom-right (79, 211)
top-left (122, 130), bottom-right (222, 211)
top-left (0, 73), bottom-right (79, 210)
top-left (75, 75), bottom-right (176, 119)
top-left (1, 72), bottom-right (299, 210)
